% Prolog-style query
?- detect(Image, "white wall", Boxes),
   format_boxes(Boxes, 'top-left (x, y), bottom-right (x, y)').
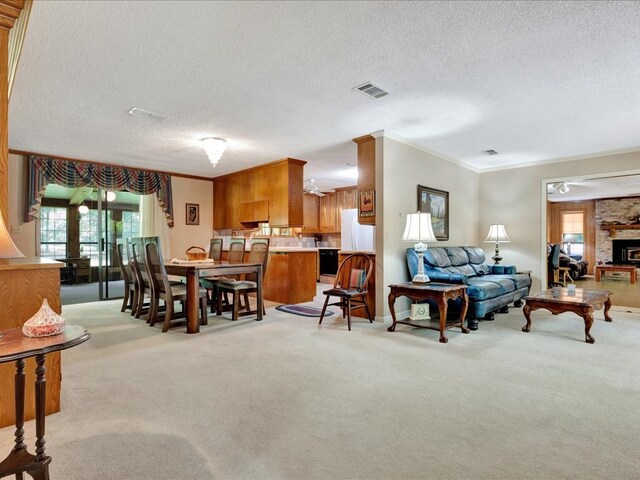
top-left (479, 151), bottom-right (640, 292)
top-left (377, 134), bottom-right (480, 319)
top-left (168, 176), bottom-right (213, 258)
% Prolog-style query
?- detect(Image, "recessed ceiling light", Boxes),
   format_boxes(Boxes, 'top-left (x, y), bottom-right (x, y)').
top-left (127, 107), bottom-right (167, 121)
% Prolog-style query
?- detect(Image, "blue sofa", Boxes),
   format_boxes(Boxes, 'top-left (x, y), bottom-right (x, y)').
top-left (406, 246), bottom-right (531, 330)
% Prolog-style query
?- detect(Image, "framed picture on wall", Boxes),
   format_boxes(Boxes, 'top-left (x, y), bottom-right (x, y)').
top-left (417, 185), bottom-right (449, 240)
top-left (359, 190), bottom-right (375, 217)
top-left (186, 203), bottom-right (200, 226)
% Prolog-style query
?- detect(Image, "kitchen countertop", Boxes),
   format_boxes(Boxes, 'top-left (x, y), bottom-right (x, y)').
top-left (219, 247), bottom-right (372, 253)
top-left (338, 250), bottom-right (375, 255)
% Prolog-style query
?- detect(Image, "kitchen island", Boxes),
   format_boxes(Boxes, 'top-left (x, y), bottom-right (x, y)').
top-left (221, 247), bottom-right (318, 304)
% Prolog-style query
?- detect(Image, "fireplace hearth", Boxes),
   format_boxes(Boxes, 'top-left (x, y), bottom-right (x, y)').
top-left (612, 239), bottom-right (640, 264)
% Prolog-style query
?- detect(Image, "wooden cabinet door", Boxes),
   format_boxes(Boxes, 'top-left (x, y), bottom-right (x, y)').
top-left (319, 192), bottom-right (337, 232)
top-left (303, 194), bottom-right (319, 233)
top-left (335, 187), bottom-right (357, 233)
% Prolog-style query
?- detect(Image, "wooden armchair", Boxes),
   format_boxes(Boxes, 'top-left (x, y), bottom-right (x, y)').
top-left (319, 253), bottom-right (374, 331)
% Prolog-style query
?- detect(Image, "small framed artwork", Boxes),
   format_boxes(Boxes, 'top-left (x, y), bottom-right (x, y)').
top-left (417, 185), bottom-right (449, 240)
top-left (359, 190), bottom-right (375, 217)
top-left (185, 203), bottom-right (200, 226)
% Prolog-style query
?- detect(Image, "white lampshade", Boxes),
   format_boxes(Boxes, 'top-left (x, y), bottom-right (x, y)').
top-left (78, 205), bottom-right (89, 214)
top-left (105, 191), bottom-right (116, 202)
top-left (201, 137), bottom-right (228, 167)
top-left (402, 212), bottom-right (437, 243)
top-left (0, 212), bottom-right (25, 259)
top-left (484, 224), bottom-right (510, 243)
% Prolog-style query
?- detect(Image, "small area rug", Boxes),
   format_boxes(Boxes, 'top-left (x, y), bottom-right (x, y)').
top-left (275, 304), bottom-right (334, 317)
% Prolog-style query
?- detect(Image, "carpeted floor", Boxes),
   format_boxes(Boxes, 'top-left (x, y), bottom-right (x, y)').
top-left (2, 296), bottom-right (639, 479)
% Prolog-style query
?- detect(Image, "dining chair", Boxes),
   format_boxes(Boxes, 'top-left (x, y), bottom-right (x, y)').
top-left (145, 242), bottom-right (208, 332)
top-left (209, 238), bottom-right (223, 261)
top-left (202, 238), bottom-right (246, 313)
top-left (216, 238), bottom-right (270, 321)
top-left (318, 253), bottom-right (374, 331)
top-left (130, 238), bottom-right (152, 320)
top-left (116, 242), bottom-right (136, 313)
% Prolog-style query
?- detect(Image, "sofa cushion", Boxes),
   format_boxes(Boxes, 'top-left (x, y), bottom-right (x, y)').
top-left (492, 273), bottom-right (531, 290)
top-left (448, 264), bottom-right (477, 277)
top-left (424, 248), bottom-right (451, 268)
top-left (445, 247), bottom-right (470, 266)
top-left (467, 276), bottom-right (515, 301)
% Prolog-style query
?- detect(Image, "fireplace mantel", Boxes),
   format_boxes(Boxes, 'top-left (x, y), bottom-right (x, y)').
top-left (600, 225), bottom-right (640, 238)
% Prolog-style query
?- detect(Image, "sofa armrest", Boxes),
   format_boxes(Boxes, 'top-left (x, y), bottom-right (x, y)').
top-left (489, 264), bottom-right (517, 275)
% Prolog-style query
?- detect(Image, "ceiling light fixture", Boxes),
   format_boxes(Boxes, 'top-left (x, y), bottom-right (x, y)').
top-left (78, 205), bottom-right (89, 214)
top-left (105, 191), bottom-right (116, 202)
top-left (201, 137), bottom-right (228, 167)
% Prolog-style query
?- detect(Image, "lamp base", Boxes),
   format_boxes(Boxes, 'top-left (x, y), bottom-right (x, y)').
top-left (412, 273), bottom-right (431, 284)
top-left (492, 243), bottom-right (502, 265)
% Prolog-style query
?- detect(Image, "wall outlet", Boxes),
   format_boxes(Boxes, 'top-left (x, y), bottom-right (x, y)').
top-left (11, 226), bottom-right (23, 234)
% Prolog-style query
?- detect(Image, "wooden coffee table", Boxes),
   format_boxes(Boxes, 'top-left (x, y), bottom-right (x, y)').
top-left (595, 264), bottom-right (637, 284)
top-left (522, 288), bottom-right (612, 343)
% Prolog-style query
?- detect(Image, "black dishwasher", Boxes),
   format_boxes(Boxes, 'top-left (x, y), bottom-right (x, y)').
top-left (319, 249), bottom-right (339, 275)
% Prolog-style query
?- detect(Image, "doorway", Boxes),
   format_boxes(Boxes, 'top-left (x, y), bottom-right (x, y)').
top-left (40, 185), bottom-right (140, 305)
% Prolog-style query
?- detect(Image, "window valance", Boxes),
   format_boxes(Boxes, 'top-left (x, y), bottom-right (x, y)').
top-left (25, 155), bottom-right (174, 227)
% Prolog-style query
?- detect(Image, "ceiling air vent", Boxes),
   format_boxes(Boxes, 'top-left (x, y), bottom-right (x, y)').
top-left (484, 149), bottom-right (499, 155)
top-left (127, 107), bottom-right (167, 121)
top-left (353, 82), bottom-right (389, 99)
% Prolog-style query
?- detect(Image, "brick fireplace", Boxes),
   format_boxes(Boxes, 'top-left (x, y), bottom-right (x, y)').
top-left (595, 198), bottom-right (640, 263)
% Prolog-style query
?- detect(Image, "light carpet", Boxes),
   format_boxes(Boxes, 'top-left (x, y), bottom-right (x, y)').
top-left (1, 300), bottom-right (639, 479)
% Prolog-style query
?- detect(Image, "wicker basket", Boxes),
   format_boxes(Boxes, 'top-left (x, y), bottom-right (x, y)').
top-left (185, 246), bottom-right (207, 261)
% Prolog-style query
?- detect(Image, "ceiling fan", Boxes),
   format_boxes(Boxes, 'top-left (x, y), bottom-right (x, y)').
top-left (304, 178), bottom-right (325, 197)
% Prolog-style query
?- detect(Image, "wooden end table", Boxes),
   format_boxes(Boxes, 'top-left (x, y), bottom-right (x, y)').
top-left (0, 325), bottom-right (90, 480)
top-left (387, 282), bottom-right (469, 343)
top-left (522, 288), bottom-right (612, 343)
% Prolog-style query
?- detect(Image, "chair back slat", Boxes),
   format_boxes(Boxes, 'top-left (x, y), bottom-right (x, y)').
top-left (228, 238), bottom-right (246, 263)
top-left (145, 242), bottom-right (171, 297)
top-left (246, 239), bottom-right (270, 281)
top-left (335, 253), bottom-right (373, 293)
top-left (209, 238), bottom-right (223, 261)
top-left (116, 242), bottom-right (132, 285)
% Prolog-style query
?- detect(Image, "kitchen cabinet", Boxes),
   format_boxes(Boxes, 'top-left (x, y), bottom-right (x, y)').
top-left (302, 193), bottom-right (319, 233)
top-left (318, 187), bottom-right (356, 233)
top-left (335, 187), bottom-right (357, 229)
top-left (263, 251), bottom-right (317, 304)
top-left (353, 135), bottom-right (376, 225)
top-left (240, 200), bottom-right (269, 225)
top-left (319, 192), bottom-right (337, 232)
top-left (213, 158), bottom-right (305, 229)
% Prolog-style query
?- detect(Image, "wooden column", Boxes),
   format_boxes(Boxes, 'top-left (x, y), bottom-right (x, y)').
top-left (0, 0), bottom-right (25, 222)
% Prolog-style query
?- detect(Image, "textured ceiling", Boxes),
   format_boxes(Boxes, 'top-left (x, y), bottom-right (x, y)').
top-left (9, 1), bottom-right (640, 190)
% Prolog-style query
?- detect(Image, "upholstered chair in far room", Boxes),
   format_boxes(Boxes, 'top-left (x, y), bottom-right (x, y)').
top-left (318, 253), bottom-right (374, 331)
top-left (547, 243), bottom-right (562, 288)
top-left (145, 242), bottom-right (208, 332)
top-left (116, 242), bottom-right (136, 313)
top-left (215, 239), bottom-right (270, 321)
top-left (201, 238), bottom-right (246, 313)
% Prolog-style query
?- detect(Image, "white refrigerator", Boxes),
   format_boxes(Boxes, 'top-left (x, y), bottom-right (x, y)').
top-left (341, 209), bottom-right (375, 252)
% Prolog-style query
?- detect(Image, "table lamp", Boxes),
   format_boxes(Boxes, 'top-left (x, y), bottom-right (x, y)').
top-left (484, 224), bottom-right (510, 264)
top-left (403, 212), bottom-right (437, 283)
top-left (0, 211), bottom-right (24, 260)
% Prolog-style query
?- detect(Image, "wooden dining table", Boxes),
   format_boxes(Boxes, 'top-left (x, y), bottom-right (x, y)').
top-left (164, 260), bottom-right (263, 333)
